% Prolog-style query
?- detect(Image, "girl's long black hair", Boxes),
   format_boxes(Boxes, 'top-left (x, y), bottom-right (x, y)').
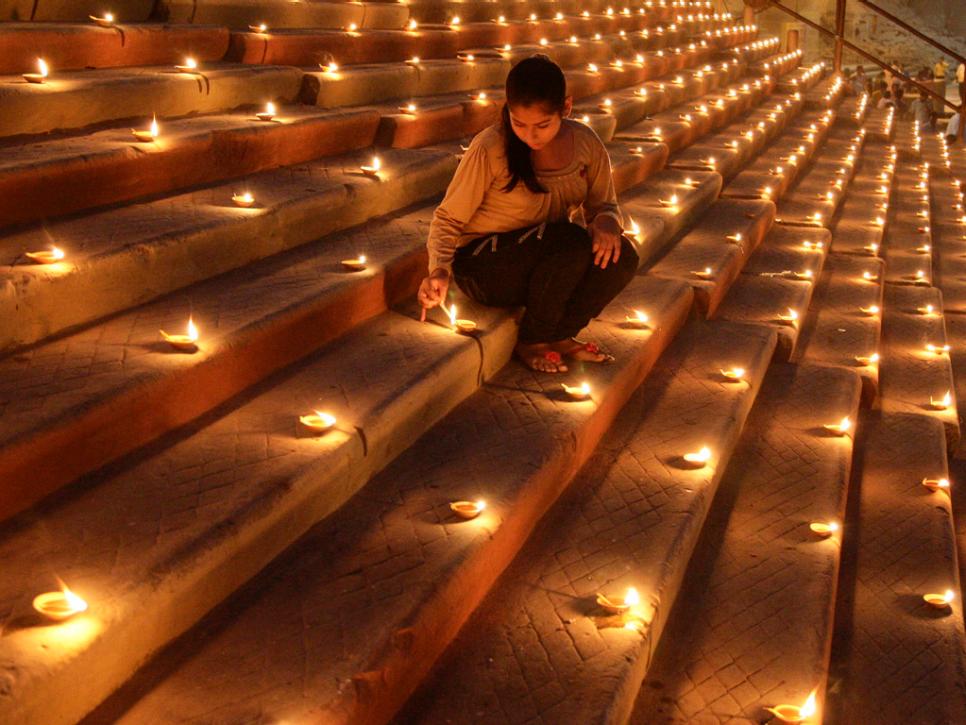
top-left (502, 54), bottom-right (568, 194)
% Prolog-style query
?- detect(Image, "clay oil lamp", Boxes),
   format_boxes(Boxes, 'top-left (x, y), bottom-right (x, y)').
top-left (33, 582), bottom-right (88, 622)
top-left (299, 410), bottom-right (337, 434)
top-left (132, 115), bottom-right (160, 142)
top-left (450, 500), bottom-right (486, 519)
top-left (160, 316), bottom-right (200, 351)
top-left (25, 246), bottom-right (65, 265)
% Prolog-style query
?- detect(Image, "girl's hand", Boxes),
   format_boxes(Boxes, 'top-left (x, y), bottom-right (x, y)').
top-left (590, 215), bottom-right (622, 269)
top-left (418, 268), bottom-right (450, 310)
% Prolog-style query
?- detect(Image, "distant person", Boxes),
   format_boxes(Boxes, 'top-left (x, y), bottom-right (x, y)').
top-left (910, 94), bottom-right (933, 130)
top-left (958, 61), bottom-right (966, 103)
top-left (419, 55), bottom-right (636, 373)
top-left (851, 65), bottom-right (868, 96)
top-left (934, 58), bottom-right (949, 82)
top-left (877, 90), bottom-right (894, 109)
top-left (948, 112), bottom-right (962, 144)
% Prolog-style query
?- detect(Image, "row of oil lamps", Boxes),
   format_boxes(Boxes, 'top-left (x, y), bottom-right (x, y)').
top-left (18, 30), bottom-right (782, 262)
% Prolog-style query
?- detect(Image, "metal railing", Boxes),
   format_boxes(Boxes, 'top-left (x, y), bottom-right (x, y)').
top-left (761, 0), bottom-right (963, 116)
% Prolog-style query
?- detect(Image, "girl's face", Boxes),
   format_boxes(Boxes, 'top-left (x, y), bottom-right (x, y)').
top-left (508, 98), bottom-right (572, 150)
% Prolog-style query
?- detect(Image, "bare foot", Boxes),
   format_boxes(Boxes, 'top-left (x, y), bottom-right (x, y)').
top-left (515, 342), bottom-right (569, 373)
top-left (551, 338), bottom-right (615, 364)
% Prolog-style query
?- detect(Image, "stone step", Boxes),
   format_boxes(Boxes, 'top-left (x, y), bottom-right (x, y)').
top-left (775, 131), bottom-right (866, 227)
top-left (0, 23), bottom-right (229, 74)
top-left (797, 254), bottom-right (885, 405)
top-left (883, 164), bottom-right (935, 287)
top-left (0, 196), bottom-right (443, 521)
top-left (7, 275), bottom-right (694, 725)
top-left (622, 168), bottom-right (724, 265)
top-left (0, 38), bottom-right (743, 228)
top-left (155, 0), bottom-right (409, 30)
top-left (633, 362), bottom-right (861, 724)
top-left (1, 0), bottom-right (154, 22)
top-left (0, 48), bottom-right (784, 350)
top-left (648, 198), bottom-right (775, 316)
top-left (0, 63), bottom-right (304, 139)
top-left (222, 9), bottom-right (688, 66)
top-left (0, 145), bottom-right (455, 352)
top-left (375, 61), bottom-right (739, 150)
top-left (0, 106), bottom-right (381, 230)
top-left (822, 145), bottom-right (895, 258)
top-left (825, 412), bottom-right (966, 725)
top-left (395, 320), bottom-right (778, 725)
top-left (715, 224), bottom-right (831, 360)
top-left (0, 287), bottom-right (511, 725)
top-left (297, 41), bottom-right (727, 110)
top-left (723, 110), bottom-right (835, 202)
top-left (804, 73), bottom-right (844, 110)
top-left (865, 105), bottom-right (896, 143)
top-left (879, 285), bottom-right (959, 449)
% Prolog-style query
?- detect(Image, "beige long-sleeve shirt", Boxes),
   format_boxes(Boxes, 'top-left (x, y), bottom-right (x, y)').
top-left (427, 119), bottom-right (623, 273)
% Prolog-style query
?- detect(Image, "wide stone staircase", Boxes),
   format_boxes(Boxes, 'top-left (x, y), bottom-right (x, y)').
top-left (1, 1), bottom-right (965, 724)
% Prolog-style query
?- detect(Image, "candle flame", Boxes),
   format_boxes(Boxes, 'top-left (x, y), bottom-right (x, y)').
top-left (631, 310), bottom-right (647, 323)
top-left (944, 589), bottom-right (955, 603)
top-left (356, 254), bottom-right (367, 264)
top-left (475, 500), bottom-right (486, 511)
top-left (183, 56), bottom-right (197, 69)
top-left (38, 58), bottom-right (49, 77)
top-left (801, 692), bottom-right (817, 718)
top-left (265, 101), bottom-right (276, 115)
top-left (684, 446), bottom-right (711, 464)
top-left (370, 156), bottom-right (380, 171)
top-left (186, 316), bottom-right (199, 342)
top-left (51, 246), bottom-right (65, 260)
top-left (104, 12), bottom-right (114, 22)
top-left (624, 587), bottom-right (640, 607)
top-left (149, 115), bottom-right (159, 137)
top-left (408, 18), bottom-right (418, 30)
top-left (60, 584), bottom-right (88, 614)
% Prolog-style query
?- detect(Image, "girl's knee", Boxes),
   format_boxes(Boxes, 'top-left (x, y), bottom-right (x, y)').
top-left (543, 221), bottom-right (592, 248)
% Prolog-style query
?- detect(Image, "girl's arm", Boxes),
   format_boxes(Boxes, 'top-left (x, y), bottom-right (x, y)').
top-left (583, 133), bottom-right (624, 268)
top-left (427, 139), bottom-right (492, 275)
top-left (582, 134), bottom-right (623, 230)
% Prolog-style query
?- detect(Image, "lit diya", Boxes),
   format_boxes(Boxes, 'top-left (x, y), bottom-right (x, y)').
top-left (823, 416), bottom-right (852, 436)
top-left (682, 446), bottom-right (712, 468)
top-left (25, 246), bottom-right (65, 265)
top-left (922, 477), bottom-right (950, 492)
top-left (160, 316), bottom-right (199, 351)
top-left (132, 115), bottom-right (160, 142)
top-left (625, 310), bottom-right (650, 327)
top-left (720, 367), bottom-right (745, 382)
top-left (449, 500), bottom-right (486, 519)
top-left (341, 254), bottom-right (367, 271)
top-left (561, 382), bottom-right (592, 400)
top-left (33, 582), bottom-right (88, 622)
top-left (232, 191), bottom-right (255, 208)
top-left (923, 589), bottom-right (955, 609)
top-left (596, 586), bottom-right (639, 614)
top-left (256, 102), bottom-right (276, 121)
top-left (90, 12), bottom-right (115, 27)
top-left (299, 410), bottom-right (337, 433)
top-left (23, 58), bottom-right (49, 84)
top-left (766, 692), bottom-right (817, 723)
top-left (360, 156), bottom-right (381, 177)
top-left (809, 521), bottom-right (838, 538)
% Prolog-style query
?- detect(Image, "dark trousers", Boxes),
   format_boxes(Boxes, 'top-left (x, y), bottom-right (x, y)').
top-left (452, 221), bottom-right (639, 344)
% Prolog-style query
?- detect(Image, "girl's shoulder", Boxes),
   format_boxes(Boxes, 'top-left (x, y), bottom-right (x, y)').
top-left (467, 124), bottom-right (506, 155)
top-left (566, 118), bottom-right (608, 158)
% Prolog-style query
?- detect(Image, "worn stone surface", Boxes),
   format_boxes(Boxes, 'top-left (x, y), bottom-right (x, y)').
top-left (0, 23), bottom-right (230, 74)
top-left (0, 64), bottom-right (304, 138)
top-left (73, 277), bottom-right (693, 725)
top-left (0, 146), bottom-right (456, 351)
top-left (717, 225), bottom-right (832, 360)
top-left (0, 294), bottom-right (518, 725)
top-left (400, 321), bottom-right (778, 725)
top-left (826, 413), bottom-right (966, 725)
top-left (155, 0), bottom-right (409, 30)
top-left (0, 202), bottom-right (439, 521)
top-left (0, 107), bottom-right (381, 228)
top-left (797, 254), bottom-right (885, 404)
top-left (633, 363), bottom-right (861, 725)
top-left (650, 198), bottom-right (776, 317)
